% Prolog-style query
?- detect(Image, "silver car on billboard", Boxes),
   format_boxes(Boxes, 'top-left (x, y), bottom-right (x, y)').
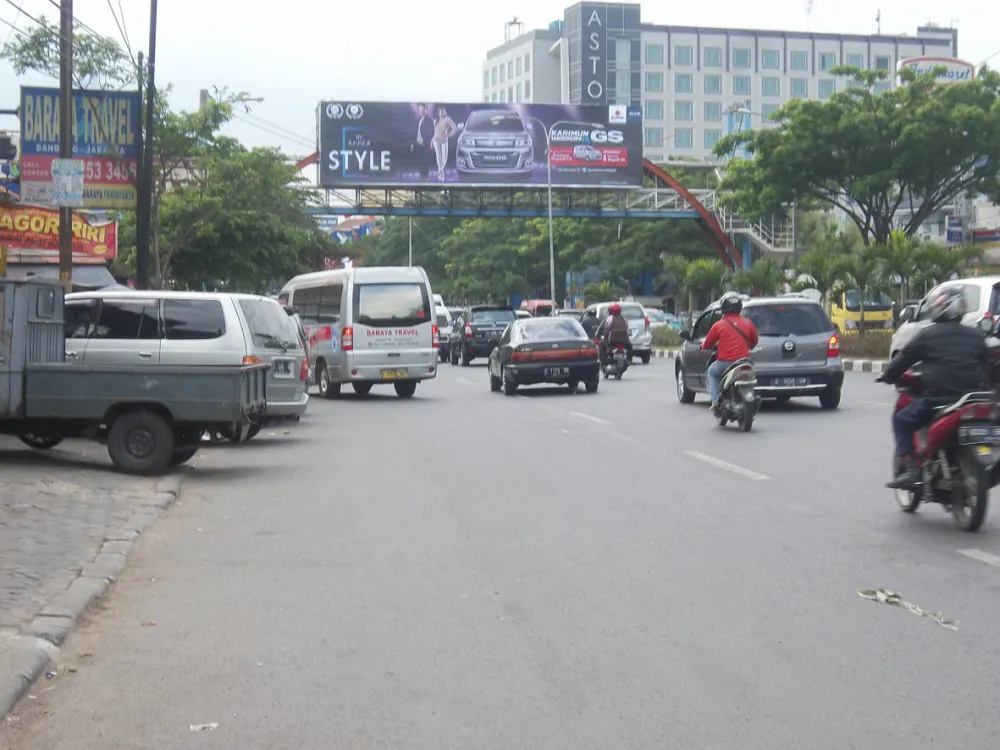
top-left (455, 109), bottom-right (535, 177)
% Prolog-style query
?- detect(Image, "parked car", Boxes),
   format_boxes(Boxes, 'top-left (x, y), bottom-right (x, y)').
top-left (891, 277), bottom-right (1000, 357)
top-left (579, 301), bottom-right (653, 364)
top-left (279, 266), bottom-right (438, 399)
top-left (675, 296), bottom-right (844, 409)
top-left (487, 317), bottom-right (600, 395)
top-left (64, 290), bottom-right (309, 439)
top-left (436, 307), bottom-right (453, 362)
top-left (515, 310), bottom-right (532, 319)
top-left (449, 305), bottom-right (516, 365)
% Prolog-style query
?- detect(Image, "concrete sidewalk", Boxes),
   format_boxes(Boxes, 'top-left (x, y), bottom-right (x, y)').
top-left (0, 437), bottom-right (182, 720)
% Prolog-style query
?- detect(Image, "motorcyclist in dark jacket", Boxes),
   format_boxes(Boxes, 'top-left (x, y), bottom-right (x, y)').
top-left (878, 285), bottom-right (989, 489)
top-left (597, 303), bottom-right (632, 364)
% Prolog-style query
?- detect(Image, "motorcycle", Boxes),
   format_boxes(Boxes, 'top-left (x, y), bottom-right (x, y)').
top-left (889, 369), bottom-right (1000, 531)
top-left (601, 343), bottom-right (629, 380)
top-left (713, 357), bottom-right (761, 431)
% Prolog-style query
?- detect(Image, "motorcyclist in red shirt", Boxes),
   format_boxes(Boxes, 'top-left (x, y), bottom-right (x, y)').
top-left (701, 293), bottom-right (759, 413)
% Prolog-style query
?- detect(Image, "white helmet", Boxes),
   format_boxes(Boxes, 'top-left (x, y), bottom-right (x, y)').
top-left (927, 285), bottom-right (967, 322)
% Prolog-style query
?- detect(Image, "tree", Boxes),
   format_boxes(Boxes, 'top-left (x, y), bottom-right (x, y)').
top-left (793, 250), bottom-right (846, 314)
top-left (910, 243), bottom-right (984, 295)
top-left (714, 66), bottom-right (1000, 246)
top-left (438, 218), bottom-right (536, 302)
top-left (583, 280), bottom-right (625, 303)
top-left (872, 229), bottom-right (922, 302)
top-left (662, 255), bottom-right (728, 324)
top-left (732, 257), bottom-right (787, 296)
top-left (160, 145), bottom-right (335, 291)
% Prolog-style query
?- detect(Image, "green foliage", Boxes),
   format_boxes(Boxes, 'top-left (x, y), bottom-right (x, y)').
top-left (714, 66), bottom-right (1000, 246)
top-left (583, 279), bottom-right (624, 303)
top-left (651, 326), bottom-right (682, 348)
top-left (732, 257), bottom-right (787, 296)
top-left (839, 330), bottom-right (894, 358)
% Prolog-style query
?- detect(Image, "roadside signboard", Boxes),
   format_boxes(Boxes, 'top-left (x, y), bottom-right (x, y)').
top-left (19, 86), bottom-right (140, 209)
top-left (897, 57), bottom-right (976, 86)
top-left (316, 101), bottom-right (643, 189)
top-left (0, 204), bottom-right (117, 259)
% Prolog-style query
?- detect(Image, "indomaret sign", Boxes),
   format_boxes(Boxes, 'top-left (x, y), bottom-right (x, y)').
top-left (897, 56), bottom-right (976, 85)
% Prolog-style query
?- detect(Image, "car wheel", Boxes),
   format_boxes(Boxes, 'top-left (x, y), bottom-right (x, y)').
top-left (584, 379), bottom-right (599, 394)
top-left (461, 346), bottom-right (472, 367)
top-left (317, 362), bottom-right (340, 399)
top-left (676, 364), bottom-right (695, 404)
top-left (819, 386), bottom-right (841, 410)
top-left (567, 379), bottom-right (579, 392)
top-left (640, 352), bottom-right (651, 365)
top-left (501, 367), bottom-right (518, 396)
top-left (394, 381), bottom-right (417, 398)
top-left (489, 364), bottom-right (502, 392)
top-left (18, 433), bottom-right (63, 450)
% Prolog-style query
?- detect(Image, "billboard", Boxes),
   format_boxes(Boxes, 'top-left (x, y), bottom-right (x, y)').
top-left (19, 86), bottom-right (140, 209)
top-left (0, 205), bottom-right (118, 259)
top-left (897, 57), bottom-right (975, 85)
top-left (317, 102), bottom-right (643, 189)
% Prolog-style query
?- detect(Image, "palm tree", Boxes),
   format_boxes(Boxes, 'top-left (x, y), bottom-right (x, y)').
top-left (583, 279), bottom-right (625, 303)
top-left (911, 244), bottom-right (983, 294)
top-left (793, 249), bottom-right (845, 315)
top-left (687, 258), bottom-right (729, 309)
top-left (661, 255), bottom-right (695, 326)
top-left (873, 229), bottom-right (921, 303)
top-left (837, 250), bottom-right (889, 334)
top-left (732, 258), bottom-right (787, 296)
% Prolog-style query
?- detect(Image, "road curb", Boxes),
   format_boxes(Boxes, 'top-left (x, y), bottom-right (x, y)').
top-left (1, 472), bottom-right (184, 721)
top-left (651, 349), bottom-right (888, 373)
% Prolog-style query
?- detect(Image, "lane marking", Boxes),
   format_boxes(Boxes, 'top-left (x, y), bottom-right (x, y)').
top-left (683, 450), bottom-right (770, 481)
top-left (457, 378), bottom-right (475, 386)
top-left (861, 400), bottom-right (893, 408)
top-left (958, 549), bottom-right (1000, 568)
top-left (571, 411), bottom-right (613, 426)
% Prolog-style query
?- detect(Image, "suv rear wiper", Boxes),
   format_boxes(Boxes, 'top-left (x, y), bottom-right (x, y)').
top-left (256, 333), bottom-right (288, 352)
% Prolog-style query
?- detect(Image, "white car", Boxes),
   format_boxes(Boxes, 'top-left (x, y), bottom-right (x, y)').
top-left (890, 276), bottom-right (1000, 357)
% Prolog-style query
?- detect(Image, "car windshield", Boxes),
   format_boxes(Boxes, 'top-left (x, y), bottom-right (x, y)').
top-left (743, 304), bottom-right (834, 336)
top-left (517, 318), bottom-right (587, 341)
top-left (619, 306), bottom-right (644, 321)
top-left (471, 309), bottom-right (515, 323)
top-left (353, 283), bottom-right (432, 327)
top-left (436, 313), bottom-right (450, 328)
top-left (238, 299), bottom-right (300, 350)
top-left (465, 111), bottom-right (526, 133)
top-left (646, 310), bottom-right (667, 322)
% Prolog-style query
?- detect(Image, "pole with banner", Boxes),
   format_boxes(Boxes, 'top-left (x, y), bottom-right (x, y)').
top-left (58, 0), bottom-right (74, 292)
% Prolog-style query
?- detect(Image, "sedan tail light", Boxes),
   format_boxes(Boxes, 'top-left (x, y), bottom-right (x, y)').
top-left (431, 324), bottom-right (439, 348)
top-left (299, 359), bottom-right (309, 381)
top-left (464, 323), bottom-right (473, 339)
top-left (827, 334), bottom-right (839, 359)
top-left (644, 315), bottom-right (650, 330)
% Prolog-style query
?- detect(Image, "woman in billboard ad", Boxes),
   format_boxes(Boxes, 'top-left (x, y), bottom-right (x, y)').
top-left (431, 107), bottom-right (459, 181)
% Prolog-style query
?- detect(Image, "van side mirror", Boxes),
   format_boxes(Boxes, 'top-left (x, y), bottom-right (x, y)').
top-left (979, 316), bottom-right (994, 335)
top-left (899, 307), bottom-right (914, 324)
top-left (679, 329), bottom-right (691, 341)
top-left (283, 306), bottom-right (298, 316)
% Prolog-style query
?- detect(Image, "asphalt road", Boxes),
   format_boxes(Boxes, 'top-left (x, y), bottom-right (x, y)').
top-left (5, 360), bottom-right (1000, 749)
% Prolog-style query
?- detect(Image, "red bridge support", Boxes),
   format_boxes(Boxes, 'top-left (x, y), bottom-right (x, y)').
top-left (295, 152), bottom-right (740, 269)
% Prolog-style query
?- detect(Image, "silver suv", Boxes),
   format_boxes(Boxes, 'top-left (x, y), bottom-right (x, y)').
top-left (456, 110), bottom-right (534, 177)
top-left (676, 297), bottom-right (844, 409)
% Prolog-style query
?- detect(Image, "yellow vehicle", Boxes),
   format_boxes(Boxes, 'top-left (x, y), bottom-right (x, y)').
top-left (829, 289), bottom-right (894, 331)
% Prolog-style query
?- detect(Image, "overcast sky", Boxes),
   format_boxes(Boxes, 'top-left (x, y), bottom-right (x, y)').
top-left (1, 0), bottom-right (997, 159)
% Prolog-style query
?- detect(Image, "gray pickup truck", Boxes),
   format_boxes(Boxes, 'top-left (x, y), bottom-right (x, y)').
top-left (0, 279), bottom-right (267, 475)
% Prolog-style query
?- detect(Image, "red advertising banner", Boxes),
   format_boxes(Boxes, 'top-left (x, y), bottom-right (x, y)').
top-left (0, 205), bottom-right (118, 260)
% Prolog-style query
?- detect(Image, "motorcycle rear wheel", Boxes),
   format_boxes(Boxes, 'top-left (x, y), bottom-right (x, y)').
top-left (892, 454), bottom-right (921, 512)
top-left (739, 408), bottom-right (753, 432)
top-left (952, 449), bottom-right (989, 532)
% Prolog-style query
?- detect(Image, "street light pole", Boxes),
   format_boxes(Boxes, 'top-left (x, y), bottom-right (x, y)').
top-left (545, 132), bottom-right (555, 306)
top-left (408, 217), bottom-right (413, 266)
top-left (57, 0), bottom-right (74, 292)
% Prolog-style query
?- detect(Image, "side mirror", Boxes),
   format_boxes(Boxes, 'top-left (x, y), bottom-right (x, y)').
top-left (283, 305), bottom-right (298, 317)
top-left (679, 329), bottom-right (691, 341)
top-left (899, 307), bottom-right (914, 324)
top-left (979, 317), bottom-right (994, 335)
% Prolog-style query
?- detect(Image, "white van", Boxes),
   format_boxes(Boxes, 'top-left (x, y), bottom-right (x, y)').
top-left (279, 266), bottom-right (439, 398)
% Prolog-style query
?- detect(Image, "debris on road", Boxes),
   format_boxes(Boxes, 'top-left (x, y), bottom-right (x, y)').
top-left (189, 722), bottom-right (219, 731)
top-left (858, 589), bottom-right (958, 630)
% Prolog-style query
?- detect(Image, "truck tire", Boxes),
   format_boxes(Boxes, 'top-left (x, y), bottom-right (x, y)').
top-left (18, 433), bottom-right (64, 450)
top-left (107, 410), bottom-right (175, 476)
top-left (169, 448), bottom-right (199, 466)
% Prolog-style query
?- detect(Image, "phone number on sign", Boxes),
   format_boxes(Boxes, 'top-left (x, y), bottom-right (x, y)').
top-left (81, 158), bottom-right (137, 184)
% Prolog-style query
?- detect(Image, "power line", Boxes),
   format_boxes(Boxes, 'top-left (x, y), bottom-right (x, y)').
top-left (44, 0), bottom-right (102, 40)
top-left (233, 113), bottom-right (313, 149)
top-left (0, 0), bottom-right (23, 54)
top-left (241, 111), bottom-right (313, 145)
top-left (2, 0), bottom-right (72, 46)
top-left (104, 0), bottom-right (136, 70)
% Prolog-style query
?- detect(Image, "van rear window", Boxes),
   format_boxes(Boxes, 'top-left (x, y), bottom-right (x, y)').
top-left (353, 283), bottom-right (431, 328)
top-left (239, 299), bottom-right (301, 350)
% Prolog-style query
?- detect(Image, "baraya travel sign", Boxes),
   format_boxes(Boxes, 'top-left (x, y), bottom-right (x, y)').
top-left (19, 86), bottom-right (140, 209)
top-left (897, 57), bottom-right (976, 85)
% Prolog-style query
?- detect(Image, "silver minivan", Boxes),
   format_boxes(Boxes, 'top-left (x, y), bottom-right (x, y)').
top-left (279, 266), bottom-right (439, 399)
top-left (64, 291), bottom-right (309, 435)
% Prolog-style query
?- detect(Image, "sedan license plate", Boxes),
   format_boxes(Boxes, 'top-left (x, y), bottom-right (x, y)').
top-left (272, 359), bottom-right (293, 378)
top-left (958, 424), bottom-right (1000, 445)
top-left (771, 376), bottom-right (810, 387)
top-left (544, 367), bottom-right (569, 378)
top-left (380, 368), bottom-right (407, 380)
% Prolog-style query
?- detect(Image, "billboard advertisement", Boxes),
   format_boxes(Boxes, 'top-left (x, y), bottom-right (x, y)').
top-left (317, 101), bottom-right (643, 189)
top-left (19, 86), bottom-right (140, 209)
top-left (0, 205), bottom-right (117, 259)
top-left (897, 57), bottom-right (975, 85)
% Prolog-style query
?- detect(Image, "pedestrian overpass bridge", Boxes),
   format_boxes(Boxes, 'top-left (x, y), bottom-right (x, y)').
top-left (294, 154), bottom-right (794, 269)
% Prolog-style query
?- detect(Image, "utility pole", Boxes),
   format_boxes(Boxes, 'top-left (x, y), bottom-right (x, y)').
top-left (408, 218), bottom-right (413, 266)
top-left (136, 0), bottom-right (157, 289)
top-left (58, 0), bottom-right (74, 292)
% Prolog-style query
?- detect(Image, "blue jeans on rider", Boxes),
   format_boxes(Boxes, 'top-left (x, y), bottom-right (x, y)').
top-left (893, 398), bottom-right (935, 456)
top-left (707, 359), bottom-right (736, 404)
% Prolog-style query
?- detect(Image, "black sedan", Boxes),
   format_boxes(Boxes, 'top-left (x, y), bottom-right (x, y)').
top-left (487, 317), bottom-right (600, 395)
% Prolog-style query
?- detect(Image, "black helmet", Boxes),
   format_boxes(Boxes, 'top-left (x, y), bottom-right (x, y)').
top-left (719, 292), bottom-right (743, 315)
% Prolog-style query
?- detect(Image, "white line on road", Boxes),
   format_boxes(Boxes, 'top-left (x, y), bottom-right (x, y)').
top-left (571, 411), bottom-right (613, 426)
top-left (861, 400), bottom-right (893, 408)
top-left (457, 378), bottom-right (475, 386)
top-left (683, 450), bottom-right (770, 481)
top-left (958, 549), bottom-right (1000, 568)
